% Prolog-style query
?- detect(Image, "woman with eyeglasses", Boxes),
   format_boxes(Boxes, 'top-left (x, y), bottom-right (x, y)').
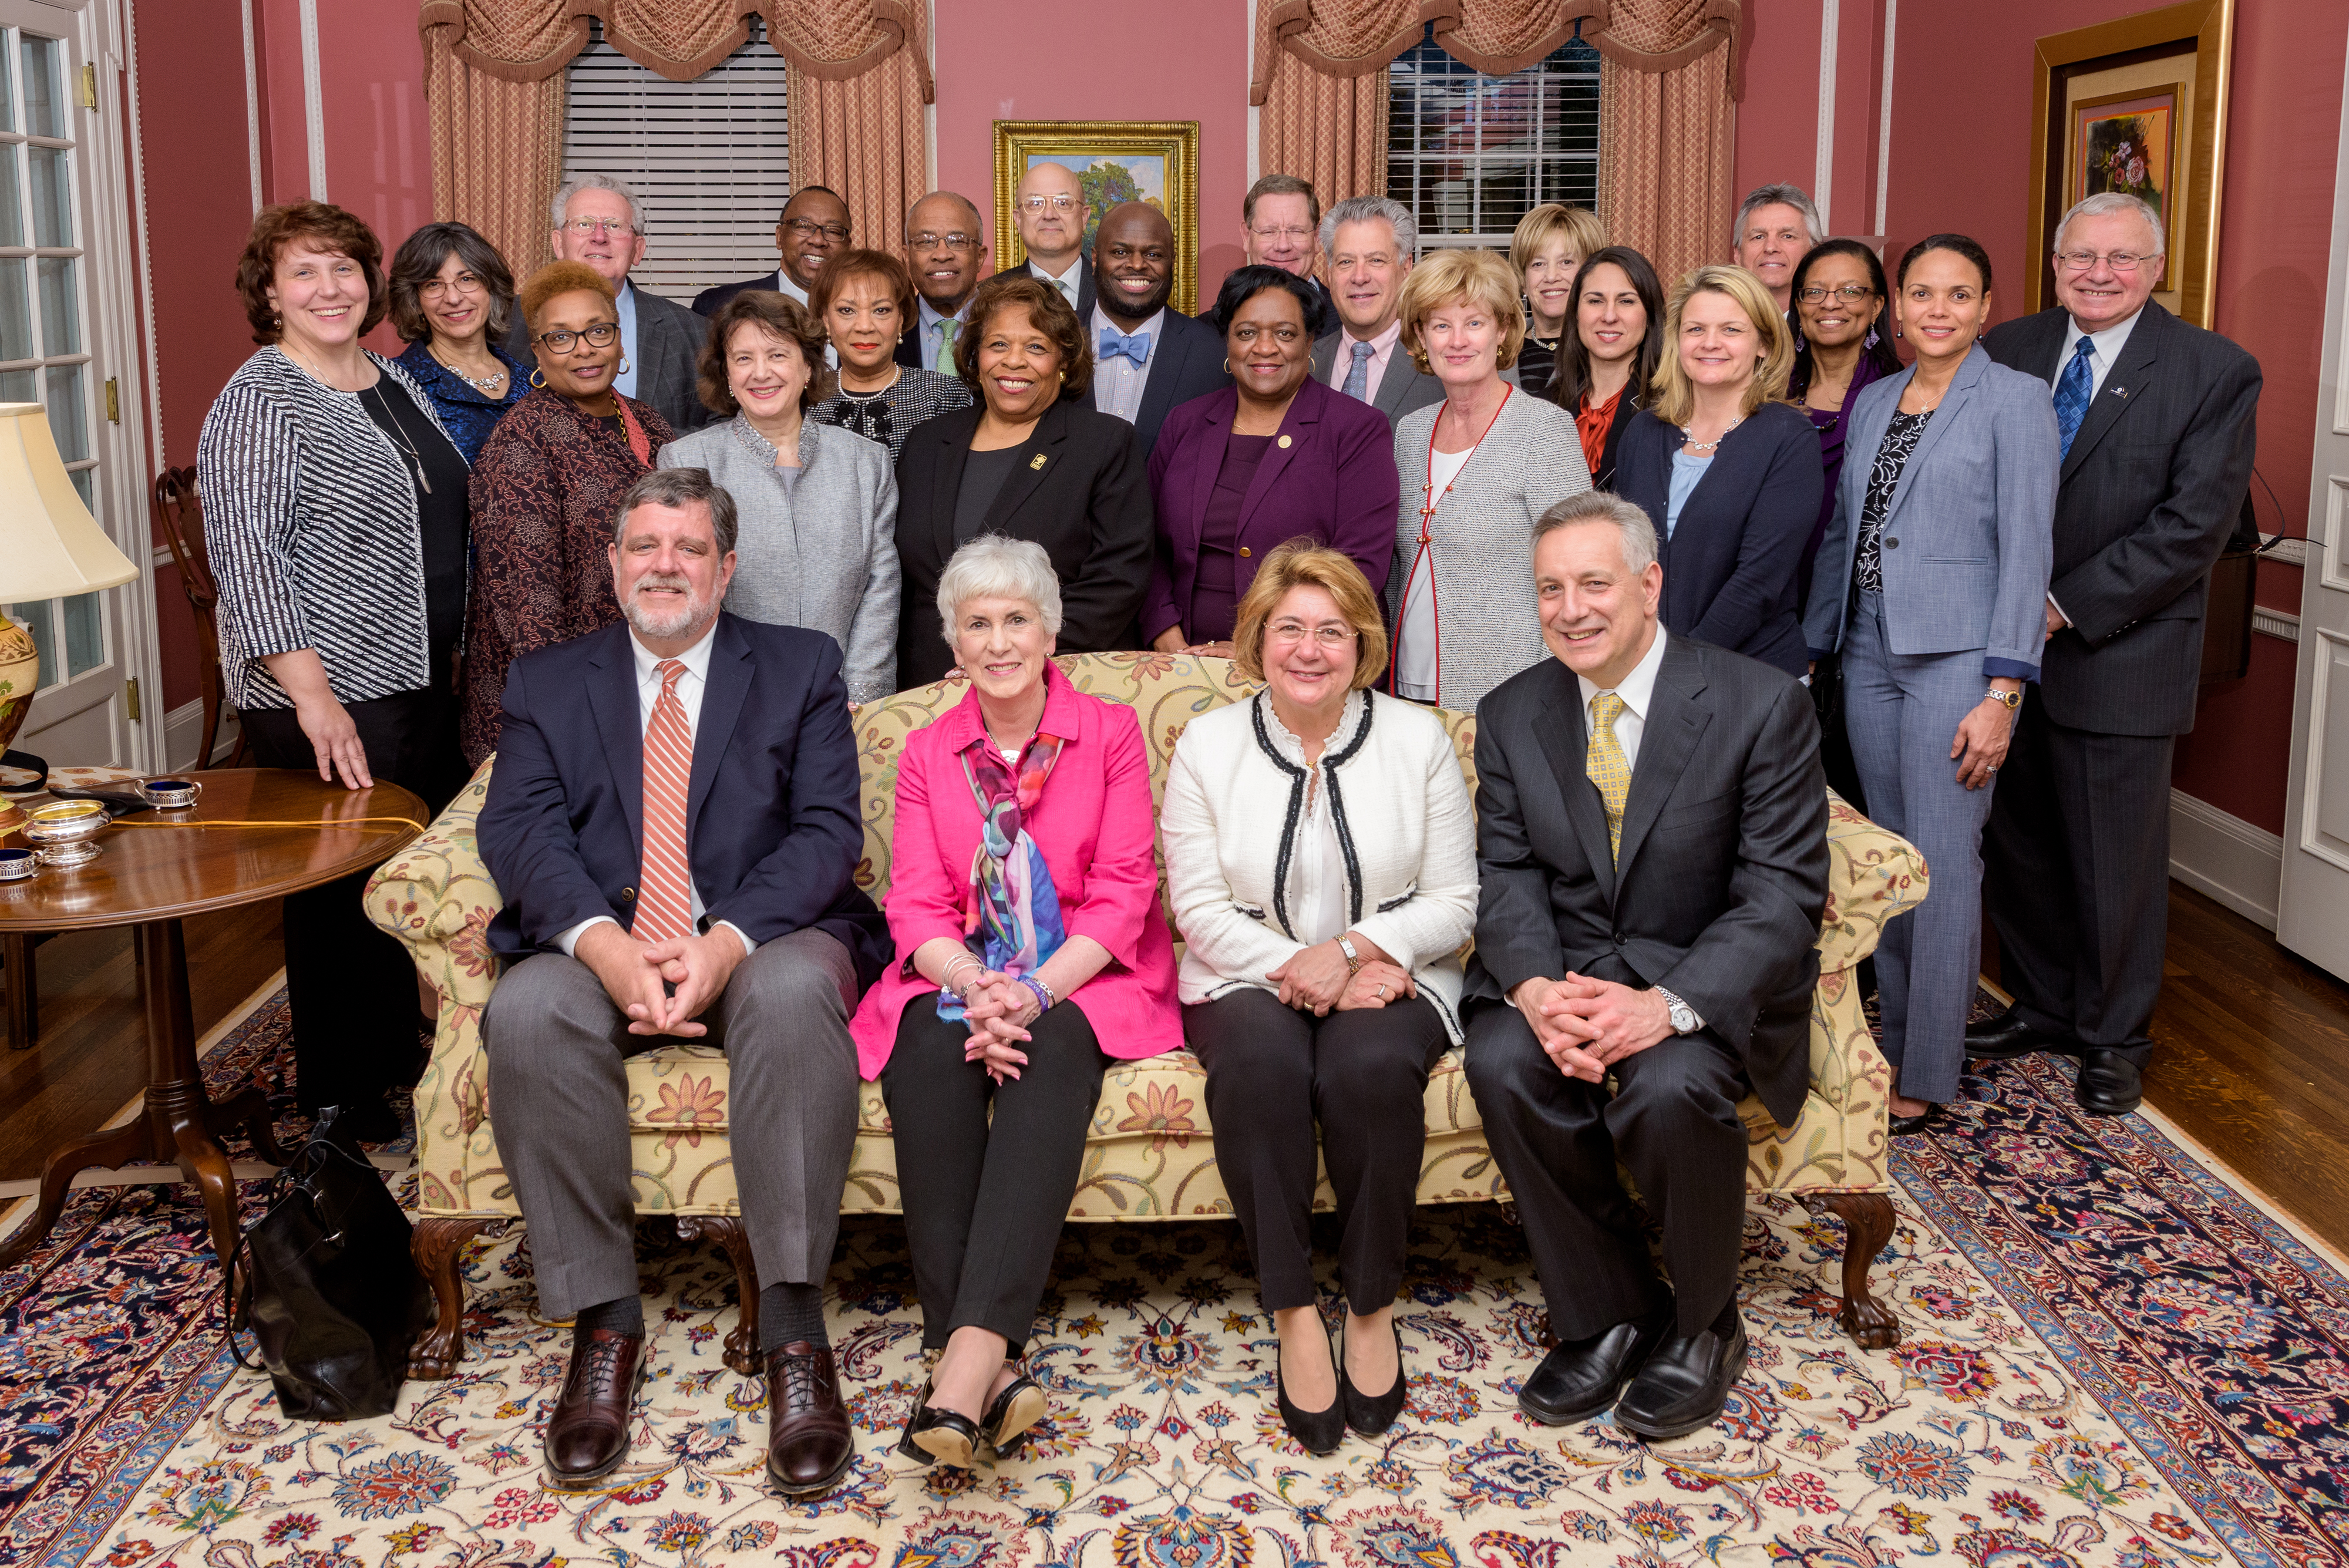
top-left (387, 223), bottom-right (526, 463)
top-left (1786, 240), bottom-right (1905, 607)
top-left (1160, 542), bottom-right (1477, 1453)
top-left (460, 259), bottom-right (676, 766)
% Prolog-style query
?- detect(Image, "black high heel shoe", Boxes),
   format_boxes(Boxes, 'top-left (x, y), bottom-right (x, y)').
top-left (1338, 1318), bottom-right (1408, 1438)
top-left (894, 1377), bottom-right (939, 1465)
top-left (1274, 1333), bottom-right (1347, 1456)
top-left (981, 1371), bottom-right (1047, 1459)
top-left (896, 1377), bottom-right (982, 1469)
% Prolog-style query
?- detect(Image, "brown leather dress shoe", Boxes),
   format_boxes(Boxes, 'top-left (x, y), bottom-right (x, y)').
top-left (766, 1342), bottom-right (855, 1497)
top-left (544, 1328), bottom-right (648, 1488)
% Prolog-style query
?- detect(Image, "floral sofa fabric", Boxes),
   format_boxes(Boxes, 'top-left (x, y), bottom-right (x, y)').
top-left (370, 651), bottom-right (1924, 1231)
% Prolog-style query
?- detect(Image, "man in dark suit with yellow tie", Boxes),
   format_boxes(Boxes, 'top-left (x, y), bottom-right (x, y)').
top-left (1463, 492), bottom-right (1828, 1442)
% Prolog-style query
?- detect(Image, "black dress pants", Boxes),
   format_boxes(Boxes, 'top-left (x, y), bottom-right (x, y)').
top-left (881, 1000), bottom-right (1110, 1351)
top-left (240, 684), bottom-right (465, 1115)
top-left (1188, 987), bottom-right (1449, 1315)
top-left (1981, 701), bottom-right (2174, 1063)
top-left (1463, 1001), bottom-right (1751, 1340)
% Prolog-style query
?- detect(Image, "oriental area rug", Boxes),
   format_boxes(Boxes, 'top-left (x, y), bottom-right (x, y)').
top-left (3, 988), bottom-right (2346, 1568)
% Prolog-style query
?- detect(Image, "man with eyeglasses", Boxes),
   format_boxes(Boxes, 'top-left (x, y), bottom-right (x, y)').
top-left (694, 186), bottom-right (854, 318)
top-left (1014, 161), bottom-right (1095, 318)
top-left (1085, 201), bottom-right (1226, 459)
top-left (893, 191), bottom-right (992, 374)
top-left (510, 173), bottom-right (712, 434)
top-left (1200, 174), bottom-right (1335, 337)
top-left (1970, 190), bottom-right (2261, 1119)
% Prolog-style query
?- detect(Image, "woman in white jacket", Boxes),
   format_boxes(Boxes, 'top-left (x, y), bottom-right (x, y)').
top-left (1161, 542), bottom-right (1478, 1456)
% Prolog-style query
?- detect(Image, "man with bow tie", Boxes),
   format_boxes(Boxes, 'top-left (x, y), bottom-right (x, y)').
top-left (1088, 201), bottom-right (1230, 460)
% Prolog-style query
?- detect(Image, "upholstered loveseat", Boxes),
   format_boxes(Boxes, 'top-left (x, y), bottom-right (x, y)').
top-left (368, 652), bottom-right (1924, 1379)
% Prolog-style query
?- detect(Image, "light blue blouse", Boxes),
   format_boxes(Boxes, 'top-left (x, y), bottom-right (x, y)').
top-left (1665, 449), bottom-right (1711, 540)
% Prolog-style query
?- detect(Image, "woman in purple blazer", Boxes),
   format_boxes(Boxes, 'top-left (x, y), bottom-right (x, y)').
top-left (1145, 267), bottom-right (1399, 655)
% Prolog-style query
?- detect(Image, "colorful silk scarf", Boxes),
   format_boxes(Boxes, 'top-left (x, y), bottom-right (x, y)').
top-left (936, 729), bottom-right (1069, 1019)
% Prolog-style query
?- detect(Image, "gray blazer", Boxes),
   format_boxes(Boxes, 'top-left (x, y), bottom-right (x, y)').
top-left (1802, 345), bottom-right (2059, 679)
top-left (1388, 388), bottom-right (1591, 709)
top-left (1313, 329), bottom-right (1445, 429)
top-left (658, 415), bottom-right (901, 703)
top-left (508, 279), bottom-right (714, 437)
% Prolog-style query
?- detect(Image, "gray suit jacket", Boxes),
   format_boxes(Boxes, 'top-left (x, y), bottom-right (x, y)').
top-left (1802, 345), bottom-right (2059, 678)
top-left (1466, 634), bottom-right (1829, 1127)
top-left (1980, 301), bottom-right (2259, 735)
top-left (507, 280), bottom-right (714, 436)
top-left (1313, 330), bottom-right (1445, 429)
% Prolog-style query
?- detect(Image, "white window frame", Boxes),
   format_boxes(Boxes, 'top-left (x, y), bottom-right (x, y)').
top-left (1387, 23), bottom-right (1602, 253)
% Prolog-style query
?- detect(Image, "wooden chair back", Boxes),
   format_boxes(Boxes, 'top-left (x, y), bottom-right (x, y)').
top-left (152, 467), bottom-right (240, 769)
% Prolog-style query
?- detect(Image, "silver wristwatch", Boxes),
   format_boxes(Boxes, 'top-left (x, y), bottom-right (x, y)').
top-left (1656, 986), bottom-right (1701, 1035)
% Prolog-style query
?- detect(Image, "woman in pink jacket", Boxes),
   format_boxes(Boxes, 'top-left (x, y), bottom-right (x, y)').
top-left (851, 534), bottom-right (1181, 1472)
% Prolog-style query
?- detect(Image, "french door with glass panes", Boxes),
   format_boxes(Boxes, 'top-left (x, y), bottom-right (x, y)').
top-left (0, 0), bottom-right (145, 768)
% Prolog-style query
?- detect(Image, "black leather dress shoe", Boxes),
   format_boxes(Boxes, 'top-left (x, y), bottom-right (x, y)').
top-left (544, 1327), bottom-right (648, 1488)
top-left (1614, 1315), bottom-right (1748, 1442)
top-left (1889, 1103), bottom-right (1946, 1139)
top-left (765, 1342), bottom-right (854, 1498)
top-left (1338, 1320), bottom-right (1408, 1438)
top-left (1519, 1303), bottom-right (1673, 1426)
top-left (2075, 1049), bottom-right (2143, 1116)
top-left (1964, 1008), bottom-right (2055, 1061)
top-left (981, 1371), bottom-right (1048, 1459)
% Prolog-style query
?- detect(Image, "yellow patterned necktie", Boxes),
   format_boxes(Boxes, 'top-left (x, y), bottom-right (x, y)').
top-left (1587, 691), bottom-right (1630, 863)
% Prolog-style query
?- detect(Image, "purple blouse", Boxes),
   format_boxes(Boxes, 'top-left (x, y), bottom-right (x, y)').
top-left (1799, 351), bottom-right (1889, 606)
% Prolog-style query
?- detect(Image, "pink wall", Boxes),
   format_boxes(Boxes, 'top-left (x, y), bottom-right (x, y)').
top-left (930, 0), bottom-right (1252, 313)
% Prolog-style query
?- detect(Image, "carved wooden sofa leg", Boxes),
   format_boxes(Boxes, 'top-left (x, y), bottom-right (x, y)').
top-left (1816, 1192), bottom-right (1902, 1349)
top-left (677, 1215), bottom-right (762, 1377)
top-left (410, 1216), bottom-right (496, 1379)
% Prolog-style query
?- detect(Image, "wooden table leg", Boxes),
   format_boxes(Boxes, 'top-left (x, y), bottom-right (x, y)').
top-left (137, 918), bottom-right (251, 1272)
top-left (5, 932), bottom-right (35, 1051)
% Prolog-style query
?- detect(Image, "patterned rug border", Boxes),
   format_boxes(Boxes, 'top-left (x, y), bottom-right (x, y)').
top-left (2133, 1099), bottom-right (2349, 1274)
top-left (1890, 1053), bottom-right (2349, 1568)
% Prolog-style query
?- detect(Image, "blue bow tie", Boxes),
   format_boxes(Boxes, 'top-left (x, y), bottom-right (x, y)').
top-left (1098, 328), bottom-right (1152, 368)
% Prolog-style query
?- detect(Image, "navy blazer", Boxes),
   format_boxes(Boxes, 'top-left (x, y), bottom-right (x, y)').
top-left (1140, 376), bottom-right (1399, 644)
top-left (479, 614), bottom-right (889, 990)
top-left (1093, 307), bottom-right (1230, 462)
top-left (1616, 401), bottom-right (1825, 678)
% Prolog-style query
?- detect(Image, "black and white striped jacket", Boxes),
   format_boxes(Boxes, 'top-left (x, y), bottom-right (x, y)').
top-left (196, 346), bottom-right (459, 709)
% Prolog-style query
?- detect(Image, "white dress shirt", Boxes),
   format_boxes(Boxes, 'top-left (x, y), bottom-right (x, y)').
top-left (773, 270), bottom-right (810, 308)
top-left (1575, 624), bottom-right (1669, 773)
top-left (2055, 306), bottom-right (2142, 401)
top-left (1330, 317), bottom-right (1404, 406)
top-left (1091, 304), bottom-right (1165, 424)
top-left (1028, 255), bottom-right (1082, 308)
top-left (553, 623), bottom-right (758, 958)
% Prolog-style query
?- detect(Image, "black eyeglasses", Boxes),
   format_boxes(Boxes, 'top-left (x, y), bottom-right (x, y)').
top-left (1797, 283), bottom-right (1876, 304)
top-left (536, 322), bottom-right (618, 352)
top-left (785, 218), bottom-right (851, 242)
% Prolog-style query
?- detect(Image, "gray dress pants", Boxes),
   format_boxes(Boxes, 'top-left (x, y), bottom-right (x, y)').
top-left (484, 928), bottom-right (861, 1320)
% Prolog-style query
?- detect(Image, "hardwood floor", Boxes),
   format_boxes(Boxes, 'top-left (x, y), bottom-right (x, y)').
top-left (2, 882), bottom-right (2344, 1256)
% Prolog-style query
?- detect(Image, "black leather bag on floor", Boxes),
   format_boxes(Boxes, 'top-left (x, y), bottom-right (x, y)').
top-left (228, 1106), bottom-right (434, 1419)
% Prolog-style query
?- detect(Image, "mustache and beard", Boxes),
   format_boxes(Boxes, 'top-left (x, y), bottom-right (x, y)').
top-left (623, 569), bottom-right (717, 641)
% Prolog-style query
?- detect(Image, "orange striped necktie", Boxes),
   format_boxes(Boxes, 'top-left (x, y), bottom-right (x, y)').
top-left (633, 658), bottom-right (696, 944)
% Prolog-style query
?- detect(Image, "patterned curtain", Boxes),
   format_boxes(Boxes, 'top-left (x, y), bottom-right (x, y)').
top-left (1250, 0), bottom-right (1739, 273)
top-left (418, 0), bottom-right (931, 274)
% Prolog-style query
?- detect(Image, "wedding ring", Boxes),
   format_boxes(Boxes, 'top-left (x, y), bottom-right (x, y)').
top-left (1377, 983), bottom-right (1388, 999)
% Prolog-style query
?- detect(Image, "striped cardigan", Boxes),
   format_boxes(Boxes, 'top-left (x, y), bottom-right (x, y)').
top-left (197, 346), bottom-right (459, 710)
top-left (1385, 386), bottom-right (1591, 711)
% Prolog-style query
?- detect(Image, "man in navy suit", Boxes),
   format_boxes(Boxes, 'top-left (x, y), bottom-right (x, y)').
top-left (1088, 200), bottom-right (1228, 460)
top-left (479, 467), bottom-right (887, 1500)
top-left (692, 184), bottom-right (852, 316)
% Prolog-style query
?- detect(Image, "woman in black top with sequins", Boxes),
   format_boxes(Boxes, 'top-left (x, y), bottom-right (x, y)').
top-left (808, 248), bottom-right (972, 463)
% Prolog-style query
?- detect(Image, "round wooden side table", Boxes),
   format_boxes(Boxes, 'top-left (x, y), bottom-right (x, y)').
top-left (0, 769), bottom-right (425, 1272)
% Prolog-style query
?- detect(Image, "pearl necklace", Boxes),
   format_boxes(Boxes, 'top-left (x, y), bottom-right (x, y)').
top-left (430, 344), bottom-right (506, 393)
top-left (1681, 412), bottom-right (1745, 455)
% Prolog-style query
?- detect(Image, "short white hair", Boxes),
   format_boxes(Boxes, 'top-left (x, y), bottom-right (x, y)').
top-left (2054, 191), bottom-right (2165, 258)
top-left (550, 173), bottom-right (645, 237)
top-left (936, 534), bottom-right (1064, 644)
top-left (1731, 183), bottom-right (1825, 250)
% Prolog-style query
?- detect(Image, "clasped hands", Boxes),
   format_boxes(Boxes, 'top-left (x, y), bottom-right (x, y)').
top-left (1512, 974), bottom-right (1675, 1082)
top-left (1266, 936), bottom-right (1414, 1017)
top-left (954, 969), bottom-right (1043, 1083)
top-left (577, 920), bottom-right (746, 1039)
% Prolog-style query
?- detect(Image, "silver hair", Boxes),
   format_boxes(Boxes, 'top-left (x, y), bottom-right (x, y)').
top-left (1533, 491), bottom-right (1658, 576)
top-left (1730, 183), bottom-right (1825, 249)
top-left (550, 172), bottom-right (645, 237)
top-left (936, 534), bottom-right (1065, 644)
top-left (2054, 191), bottom-right (2165, 258)
top-left (614, 467), bottom-right (738, 555)
top-left (1319, 194), bottom-right (1418, 262)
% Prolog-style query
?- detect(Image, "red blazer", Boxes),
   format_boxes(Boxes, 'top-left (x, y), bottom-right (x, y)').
top-left (1142, 375), bottom-right (1399, 644)
top-left (848, 661), bottom-right (1183, 1078)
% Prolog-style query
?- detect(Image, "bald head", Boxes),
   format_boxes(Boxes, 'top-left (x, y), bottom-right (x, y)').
top-left (1094, 201), bottom-right (1175, 328)
top-left (1015, 161), bottom-right (1088, 269)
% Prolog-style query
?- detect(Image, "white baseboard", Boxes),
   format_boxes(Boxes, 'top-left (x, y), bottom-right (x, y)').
top-left (2169, 787), bottom-right (2283, 930)
top-left (161, 698), bottom-right (241, 772)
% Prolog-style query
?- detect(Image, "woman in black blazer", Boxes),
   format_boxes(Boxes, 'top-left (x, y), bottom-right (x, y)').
top-left (1548, 245), bottom-right (1664, 490)
top-left (895, 272), bottom-right (1155, 686)
top-left (1616, 265), bottom-right (1823, 677)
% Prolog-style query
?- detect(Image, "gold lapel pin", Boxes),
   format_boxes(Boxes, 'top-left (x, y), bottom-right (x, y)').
top-left (1277, 435), bottom-right (1293, 449)
top-left (1029, 453), bottom-right (1048, 469)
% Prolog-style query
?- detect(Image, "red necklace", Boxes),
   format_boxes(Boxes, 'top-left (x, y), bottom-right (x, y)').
top-left (1392, 385), bottom-right (1514, 702)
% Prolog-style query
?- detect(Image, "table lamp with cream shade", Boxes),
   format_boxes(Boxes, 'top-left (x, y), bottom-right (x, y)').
top-left (0, 402), bottom-right (141, 784)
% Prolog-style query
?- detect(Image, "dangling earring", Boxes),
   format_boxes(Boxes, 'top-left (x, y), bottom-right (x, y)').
top-left (618, 355), bottom-right (631, 375)
top-left (529, 368), bottom-right (547, 389)
top-left (1863, 326), bottom-right (1879, 350)
top-left (1793, 330), bottom-right (1808, 352)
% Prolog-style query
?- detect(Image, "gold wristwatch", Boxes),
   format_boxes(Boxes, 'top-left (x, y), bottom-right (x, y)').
top-left (1984, 687), bottom-right (2022, 711)
top-left (1338, 934), bottom-right (1364, 977)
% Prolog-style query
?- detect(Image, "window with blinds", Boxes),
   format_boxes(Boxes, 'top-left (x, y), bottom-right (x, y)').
top-left (1387, 22), bottom-right (1601, 252)
top-left (561, 20), bottom-right (790, 305)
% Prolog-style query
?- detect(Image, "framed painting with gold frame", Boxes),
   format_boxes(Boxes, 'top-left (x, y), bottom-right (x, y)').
top-left (2026, 0), bottom-right (2234, 326)
top-left (993, 120), bottom-right (1202, 314)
